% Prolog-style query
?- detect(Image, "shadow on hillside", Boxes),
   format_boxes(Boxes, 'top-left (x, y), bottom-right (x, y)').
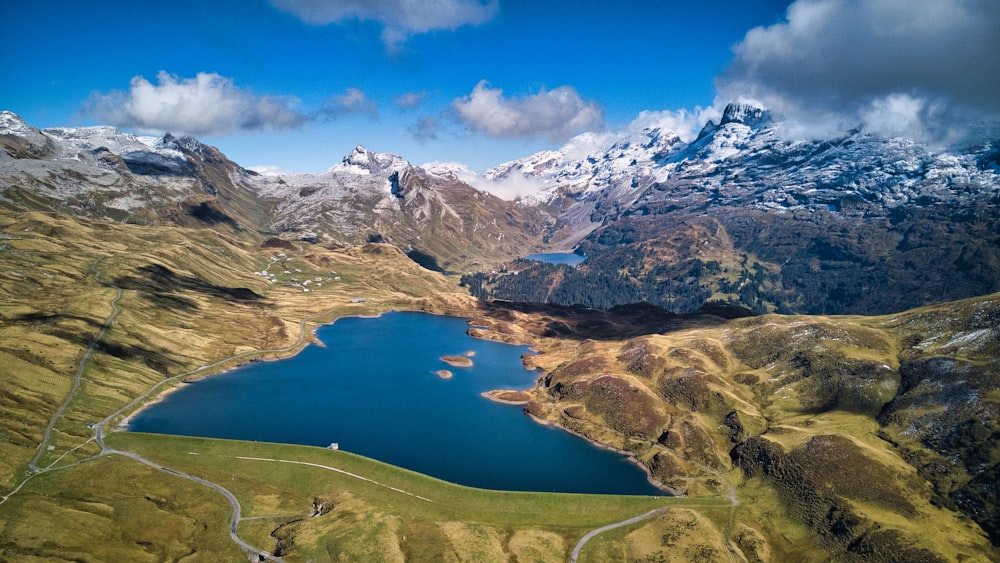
top-left (95, 338), bottom-right (179, 375)
top-left (11, 312), bottom-right (105, 329)
top-left (478, 300), bottom-right (755, 341)
top-left (113, 264), bottom-right (264, 310)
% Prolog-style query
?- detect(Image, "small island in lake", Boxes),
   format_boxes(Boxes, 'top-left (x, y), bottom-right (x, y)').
top-left (483, 389), bottom-right (533, 404)
top-left (435, 370), bottom-right (453, 379)
top-left (440, 355), bottom-right (474, 367)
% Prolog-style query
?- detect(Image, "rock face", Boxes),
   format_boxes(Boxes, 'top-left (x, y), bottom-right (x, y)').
top-left (0, 111), bottom-right (267, 229)
top-left (254, 149), bottom-right (551, 270)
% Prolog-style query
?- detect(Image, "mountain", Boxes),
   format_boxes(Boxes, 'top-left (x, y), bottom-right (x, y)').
top-left (0, 110), bottom-right (269, 230)
top-left (254, 145), bottom-right (551, 270)
top-left (472, 102), bottom-right (1000, 315)
top-left (0, 114), bottom-right (548, 271)
top-left (0, 109), bottom-right (998, 560)
top-left (7, 106), bottom-right (997, 313)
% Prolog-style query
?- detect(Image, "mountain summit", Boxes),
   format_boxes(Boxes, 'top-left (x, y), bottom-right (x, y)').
top-left (329, 144), bottom-right (411, 177)
top-left (719, 101), bottom-right (769, 126)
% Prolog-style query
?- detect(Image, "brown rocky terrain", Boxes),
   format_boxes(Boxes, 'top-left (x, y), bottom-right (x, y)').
top-left (468, 296), bottom-right (1000, 561)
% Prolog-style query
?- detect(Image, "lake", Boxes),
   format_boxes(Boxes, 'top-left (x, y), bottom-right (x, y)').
top-left (128, 312), bottom-right (662, 495)
top-left (524, 252), bottom-right (587, 266)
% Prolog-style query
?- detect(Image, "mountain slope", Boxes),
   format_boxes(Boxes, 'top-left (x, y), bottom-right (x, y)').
top-left (255, 145), bottom-right (551, 270)
top-left (0, 114), bottom-right (549, 271)
top-left (469, 293), bottom-right (999, 560)
top-left (475, 103), bottom-right (1000, 315)
top-left (0, 111), bottom-right (270, 230)
top-left (0, 109), bottom-right (997, 561)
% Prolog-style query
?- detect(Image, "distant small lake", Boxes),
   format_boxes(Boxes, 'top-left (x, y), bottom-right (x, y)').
top-left (129, 312), bottom-right (661, 495)
top-left (524, 252), bottom-right (587, 266)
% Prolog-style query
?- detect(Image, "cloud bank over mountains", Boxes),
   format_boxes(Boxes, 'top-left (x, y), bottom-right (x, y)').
top-left (83, 72), bottom-right (306, 137)
top-left (452, 81), bottom-right (604, 143)
top-left (80, 0), bottom-right (999, 165)
top-left (718, 0), bottom-right (1000, 145)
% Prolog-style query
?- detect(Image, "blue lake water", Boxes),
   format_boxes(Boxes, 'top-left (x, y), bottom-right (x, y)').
top-left (129, 312), bottom-right (662, 495)
top-left (524, 252), bottom-right (587, 266)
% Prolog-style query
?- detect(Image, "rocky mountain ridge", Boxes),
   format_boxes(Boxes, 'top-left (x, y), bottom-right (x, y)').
top-left (487, 101), bottom-right (998, 227)
top-left (0, 112), bottom-right (549, 270)
top-left (471, 102), bottom-right (1000, 315)
top-left (1, 108), bottom-right (998, 560)
top-left (3, 107), bottom-right (999, 314)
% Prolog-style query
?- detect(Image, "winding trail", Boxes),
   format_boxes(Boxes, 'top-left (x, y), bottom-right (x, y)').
top-left (570, 508), bottom-right (667, 562)
top-left (94, 426), bottom-right (286, 562)
top-left (83, 263), bottom-right (351, 561)
top-left (27, 259), bottom-right (121, 472)
top-left (7, 259), bottom-right (744, 563)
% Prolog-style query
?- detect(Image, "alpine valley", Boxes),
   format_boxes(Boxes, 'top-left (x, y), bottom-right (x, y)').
top-left (0, 106), bottom-right (998, 561)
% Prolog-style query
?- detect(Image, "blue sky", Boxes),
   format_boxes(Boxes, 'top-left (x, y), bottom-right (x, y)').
top-left (3, 1), bottom-right (998, 173)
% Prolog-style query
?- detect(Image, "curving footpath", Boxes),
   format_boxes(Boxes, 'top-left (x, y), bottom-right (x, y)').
top-left (9, 260), bottom-right (727, 563)
top-left (570, 508), bottom-right (667, 562)
top-left (94, 425), bottom-right (286, 562)
top-left (27, 259), bottom-right (121, 472)
top-left (233, 456), bottom-right (435, 503)
top-left (84, 260), bottom-right (350, 562)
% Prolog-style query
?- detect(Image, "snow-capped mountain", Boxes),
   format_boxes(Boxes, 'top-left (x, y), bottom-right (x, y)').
top-left (327, 144), bottom-right (410, 177)
top-left (254, 144), bottom-right (550, 268)
top-left (487, 102), bottom-right (999, 232)
top-left (2, 107), bottom-right (998, 314)
top-left (468, 102), bottom-right (1000, 315)
top-left (0, 115), bottom-right (548, 269)
top-left (0, 111), bottom-right (265, 226)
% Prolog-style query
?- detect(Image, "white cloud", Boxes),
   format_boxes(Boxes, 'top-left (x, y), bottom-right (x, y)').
top-left (858, 93), bottom-right (932, 141)
top-left (394, 91), bottom-right (427, 110)
top-left (269, 0), bottom-right (498, 49)
top-left (322, 88), bottom-right (378, 119)
top-left (716, 0), bottom-right (1000, 144)
top-left (626, 105), bottom-right (722, 142)
top-left (423, 160), bottom-right (546, 201)
top-left (559, 131), bottom-right (619, 161)
top-left (84, 71), bottom-right (304, 136)
top-left (409, 116), bottom-right (440, 141)
top-left (453, 80), bottom-right (604, 142)
top-left (248, 164), bottom-right (293, 176)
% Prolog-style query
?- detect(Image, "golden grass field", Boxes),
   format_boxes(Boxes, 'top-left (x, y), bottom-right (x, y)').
top-left (0, 208), bottom-right (996, 561)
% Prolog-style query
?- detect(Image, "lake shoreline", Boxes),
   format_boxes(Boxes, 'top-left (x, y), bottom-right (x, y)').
top-left (121, 309), bottom-right (408, 429)
top-left (124, 307), bottom-right (666, 495)
top-left (522, 410), bottom-right (680, 496)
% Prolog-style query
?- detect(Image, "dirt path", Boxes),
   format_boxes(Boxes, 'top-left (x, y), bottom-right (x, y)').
top-left (570, 508), bottom-right (667, 562)
top-left (94, 433), bottom-right (287, 562)
top-left (28, 258), bottom-right (120, 472)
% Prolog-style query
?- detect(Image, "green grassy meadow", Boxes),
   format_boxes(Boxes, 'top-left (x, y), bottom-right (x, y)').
top-left (0, 207), bottom-right (997, 561)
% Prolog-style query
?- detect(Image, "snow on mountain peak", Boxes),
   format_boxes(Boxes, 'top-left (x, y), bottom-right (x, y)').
top-left (719, 102), bottom-right (770, 127)
top-left (0, 111), bottom-right (31, 134)
top-left (156, 133), bottom-right (181, 150)
top-left (327, 145), bottom-right (410, 176)
top-left (0, 111), bottom-right (52, 152)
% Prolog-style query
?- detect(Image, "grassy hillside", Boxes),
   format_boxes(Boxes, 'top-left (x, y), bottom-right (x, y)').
top-left (468, 298), bottom-right (999, 561)
top-left (0, 207), bottom-right (677, 561)
top-left (0, 205), bottom-right (996, 561)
